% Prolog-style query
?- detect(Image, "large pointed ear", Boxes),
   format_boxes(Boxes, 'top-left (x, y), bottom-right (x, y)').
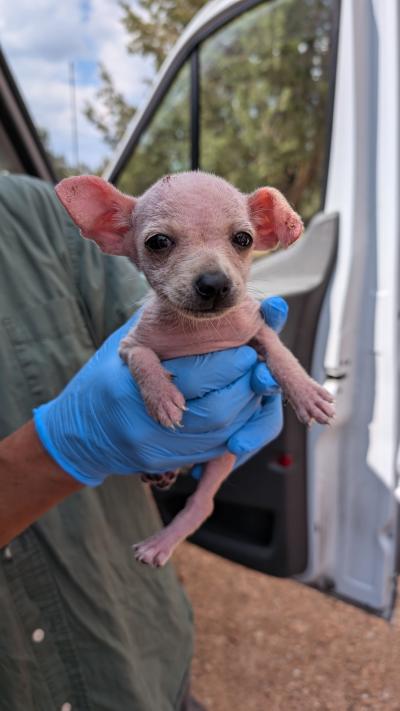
top-left (55, 175), bottom-right (136, 255)
top-left (247, 187), bottom-right (303, 251)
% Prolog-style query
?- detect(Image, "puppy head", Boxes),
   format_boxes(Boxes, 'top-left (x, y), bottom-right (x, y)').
top-left (56, 171), bottom-right (303, 318)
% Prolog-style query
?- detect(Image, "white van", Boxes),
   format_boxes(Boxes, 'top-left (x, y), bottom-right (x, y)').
top-left (106, 0), bottom-right (400, 618)
top-left (3, 0), bottom-right (398, 618)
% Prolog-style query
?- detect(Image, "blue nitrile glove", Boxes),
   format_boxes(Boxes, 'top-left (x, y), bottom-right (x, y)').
top-left (191, 295), bottom-right (288, 479)
top-left (34, 296), bottom-right (288, 487)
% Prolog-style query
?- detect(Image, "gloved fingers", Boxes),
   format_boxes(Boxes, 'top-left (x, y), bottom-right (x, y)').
top-left (191, 463), bottom-right (205, 480)
top-left (190, 393), bottom-right (283, 480)
top-left (227, 393), bottom-right (283, 456)
top-left (250, 361), bottom-right (280, 396)
top-left (259, 296), bottom-right (288, 334)
top-left (181, 370), bottom-right (261, 433)
top-left (163, 346), bottom-right (258, 400)
top-left (136, 440), bottom-right (229, 476)
top-left (135, 389), bottom-right (264, 473)
top-left (78, 357), bottom-right (264, 475)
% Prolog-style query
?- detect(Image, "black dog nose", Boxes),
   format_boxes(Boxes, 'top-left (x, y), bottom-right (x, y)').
top-left (194, 271), bottom-right (231, 302)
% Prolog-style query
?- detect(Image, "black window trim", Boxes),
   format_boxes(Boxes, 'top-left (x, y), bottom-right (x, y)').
top-left (108, 0), bottom-right (281, 184)
top-left (109, 0), bottom-right (341, 212)
top-left (0, 48), bottom-right (56, 182)
top-left (190, 48), bottom-right (200, 170)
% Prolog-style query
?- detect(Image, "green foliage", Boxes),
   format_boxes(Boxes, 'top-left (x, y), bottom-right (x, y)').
top-left (37, 128), bottom-right (94, 178)
top-left (83, 64), bottom-right (136, 149)
top-left (85, 0), bottom-right (205, 149)
top-left (199, 0), bottom-right (332, 222)
top-left (117, 0), bottom-right (333, 224)
top-left (87, 0), bottom-right (333, 226)
top-left (120, 0), bottom-right (206, 70)
top-left (117, 63), bottom-right (191, 195)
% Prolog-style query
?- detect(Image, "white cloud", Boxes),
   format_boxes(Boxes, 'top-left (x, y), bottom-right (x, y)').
top-left (89, 0), bottom-right (153, 97)
top-left (0, 0), bottom-right (85, 60)
top-left (0, 0), bottom-right (155, 169)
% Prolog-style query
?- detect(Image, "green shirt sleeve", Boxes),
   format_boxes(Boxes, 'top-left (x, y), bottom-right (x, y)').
top-left (0, 174), bottom-right (193, 711)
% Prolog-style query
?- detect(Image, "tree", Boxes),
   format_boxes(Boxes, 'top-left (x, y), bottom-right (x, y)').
top-left (120, 0), bottom-right (205, 70)
top-left (87, 0), bottom-right (334, 225)
top-left (38, 128), bottom-right (94, 178)
top-left (197, 0), bottom-right (333, 222)
top-left (84, 65), bottom-right (136, 150)
top-left (117, 0), bottom-right (333, 224)
top-left (84, 0), bottom-right (205, 148)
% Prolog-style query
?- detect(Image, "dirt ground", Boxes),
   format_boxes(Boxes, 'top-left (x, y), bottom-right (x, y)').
top-left (173, 543), bottom-right (400, 711)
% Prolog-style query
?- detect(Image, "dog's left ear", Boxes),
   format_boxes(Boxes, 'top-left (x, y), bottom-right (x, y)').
top-left (247, 187), bottom-right (303, 251)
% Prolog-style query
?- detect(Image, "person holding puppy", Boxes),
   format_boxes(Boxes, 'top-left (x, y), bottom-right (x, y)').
top-left (0, 174), bottom-right (286, 710)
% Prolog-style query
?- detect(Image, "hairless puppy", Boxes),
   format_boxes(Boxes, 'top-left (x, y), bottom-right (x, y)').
top-left (56, 171), bottom-right (335, 567)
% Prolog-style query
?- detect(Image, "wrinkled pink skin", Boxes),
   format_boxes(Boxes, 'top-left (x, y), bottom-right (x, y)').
top-left (56, 171), bottom-right (335, 567)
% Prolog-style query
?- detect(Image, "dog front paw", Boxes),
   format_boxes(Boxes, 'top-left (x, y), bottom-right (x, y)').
top-left (144, 378), bottom-right (186, 429)
top-left (118, 338), bottom-right (186, 429)
top-left (287, 378), bottom-right (335, 426)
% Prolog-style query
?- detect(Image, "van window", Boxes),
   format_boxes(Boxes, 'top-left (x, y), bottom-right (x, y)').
top-left (117, 62), bottom-right (191, 195)
top-left (199, 0), bottom-right (334, 223)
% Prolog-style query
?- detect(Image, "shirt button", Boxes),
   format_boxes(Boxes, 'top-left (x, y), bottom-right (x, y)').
top-left (3, 546), bottom-right (12, 561)
top-left (32, 628), bottom-right (45, 643)
top-left (61, 704), bottom-right (72, 711)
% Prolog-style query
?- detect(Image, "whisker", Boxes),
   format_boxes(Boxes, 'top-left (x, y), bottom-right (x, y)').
top-left (247, 285), bottom-right (264, 295)
top-left (209, 317), bottom-right (224, 340)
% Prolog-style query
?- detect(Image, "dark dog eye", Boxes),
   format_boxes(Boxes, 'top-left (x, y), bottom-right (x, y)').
top-left (145, 234), bottom-right (174, 252)
top-left (232, 231), bottom-right (253, 249)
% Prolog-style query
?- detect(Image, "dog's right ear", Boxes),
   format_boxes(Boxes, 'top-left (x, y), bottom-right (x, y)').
top-left (55, 175), bottom-right (136, 256)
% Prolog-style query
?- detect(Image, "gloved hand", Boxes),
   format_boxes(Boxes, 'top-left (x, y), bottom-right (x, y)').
top-left (34, 297), bottom-right (288, 487)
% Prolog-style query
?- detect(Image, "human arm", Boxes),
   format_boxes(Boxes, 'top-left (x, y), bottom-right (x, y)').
top-left (0, 298), bottom-right (286, 545)
top-left (0, 342), bottom-right (276, 547)
top-left (33, 297), bottom-right (287, 485)
top-left (0, 334), bottom-right (268, 548)
top-left (0, 420), bottom-right (82, 547)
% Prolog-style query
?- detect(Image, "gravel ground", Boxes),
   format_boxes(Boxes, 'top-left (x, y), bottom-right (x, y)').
top-left (173, 543), bottom-right (400, 711)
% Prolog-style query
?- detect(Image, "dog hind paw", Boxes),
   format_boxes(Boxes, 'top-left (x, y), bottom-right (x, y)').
top-left (141, 471), bottom-right (179, 490)
top-left (132, 533), bottom-right (176, 567)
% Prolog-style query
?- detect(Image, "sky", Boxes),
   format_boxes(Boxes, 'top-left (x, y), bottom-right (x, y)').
top-left (0, 0), bottom-right (154, 169)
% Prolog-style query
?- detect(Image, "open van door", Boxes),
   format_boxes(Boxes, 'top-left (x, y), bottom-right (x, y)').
top-left (107, 0), bottom-right (400, 617)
